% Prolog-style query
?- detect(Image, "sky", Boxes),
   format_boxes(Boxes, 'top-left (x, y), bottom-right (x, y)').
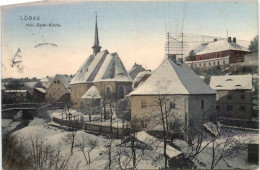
top-left (1, 0), bottom-right (258, 78)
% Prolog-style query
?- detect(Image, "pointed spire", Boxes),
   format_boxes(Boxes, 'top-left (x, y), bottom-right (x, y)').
top-left (92, 12), bottom-right (102, 56)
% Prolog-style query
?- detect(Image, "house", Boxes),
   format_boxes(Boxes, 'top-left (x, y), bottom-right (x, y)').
top-left (185, 37), bottom-right (250, 70)
top-left (3, 90), bottom-right (31, 103)
top-left (230, 52), bottom-right (259, 74)
top-left (33, 88), bottom-right (46, 102)
top-left (210, 75), bottom-right (253, 122)
top-left (132, 70), bottom-right (152, 89)
top-left (70, 16), bottom-right (132, 105)
top-left (129, 63), bottom-right (146, 80)
top-left (128, 55), bottom-right (217, 138)
top-left (45, 74), bottom-right (72, 102)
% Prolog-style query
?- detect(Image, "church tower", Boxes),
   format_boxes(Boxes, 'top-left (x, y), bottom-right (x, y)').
top-left (92, 13), bottom-right (102, 56)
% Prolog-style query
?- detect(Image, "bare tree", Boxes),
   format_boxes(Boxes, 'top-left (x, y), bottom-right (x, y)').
top-left (63, 130), bottom-right (77, 156)
top-left (75, 135), bottom-right (98, 165)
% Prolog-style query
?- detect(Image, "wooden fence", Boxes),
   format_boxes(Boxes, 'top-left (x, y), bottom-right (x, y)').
top-left (52, 117), bottom-right (130, 138)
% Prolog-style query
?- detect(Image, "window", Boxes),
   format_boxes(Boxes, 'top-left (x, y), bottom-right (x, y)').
top-left (201, 100), bottom-right (204, 109)
top-left (199, 63), bottom-right (201, 67)
top-left (209, 62), bottom-right (211, 66)
top-left (170, 102), bottom-right (175, 109)
top-left (227, 105), bottom-right (233, 111)
top-left (241, 94), bottom-right (245, 100)
top-left (106, 87), bottom-right (111, 97)
top-left (216, 105), bottom-right (220, 111)
top-left (141, 101), bottom-right (146, 108)
top-left (228, 95), bottom-right (232, 100)
top-left (141, 120), bottom-right (148, 128)
top-left (118, 86), bottom-right (124, 99)
top-left (239, 106), bottom-right (245, 111)
top-left (57, 81), bottom-right (60, 83)
top-left (54, 81), bottom-right (56, 83)
top-left (217, 61), bottom-right (220, 65)
top-left (213, 61), bottom-right (215, 65)
top-left (223, 60), bottom-right (225, 65)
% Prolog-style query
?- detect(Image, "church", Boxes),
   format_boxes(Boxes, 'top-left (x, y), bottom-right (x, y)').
top-left (70, 15), bottom-right (132, 105)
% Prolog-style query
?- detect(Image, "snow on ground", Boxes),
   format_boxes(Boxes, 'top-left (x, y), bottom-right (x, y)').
top-left (13, 117), bottom-right (164, 169)
top-left (172, 126), bottom-right (259, 169)
top-left (2, 119), bottom-right (21, 132)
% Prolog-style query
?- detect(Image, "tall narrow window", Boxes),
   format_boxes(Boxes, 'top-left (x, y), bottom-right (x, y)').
top-left (241, 94), bottom-right (245, 100)
top-left (118, 86), bottom-right (124, 99)
top-left (228, 95), bottom-right (232, 100)
top-left (216, 105), bottom-right (220, 111)
top-left (201, 100), bottom-right (204, 109)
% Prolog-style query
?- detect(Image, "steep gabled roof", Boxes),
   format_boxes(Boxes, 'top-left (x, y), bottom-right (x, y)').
top-left (210, 75), bottom-right (252, 90)
top-left (70, 50), bottom-right (131, 84)
top-left (195, 39), bottom-right (250, 55)
top-left (56, 74), bottom-right (73, 92)
top-left (129, 64), bottom-right (146, 80)
top-left (129, 58), bottom-right (216, 96)
top-left (93, 53), bottom-right (132, 82)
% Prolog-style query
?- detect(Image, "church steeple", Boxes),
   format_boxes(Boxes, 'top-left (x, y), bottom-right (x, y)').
top-left (92, 12), bottom-right (102, 56)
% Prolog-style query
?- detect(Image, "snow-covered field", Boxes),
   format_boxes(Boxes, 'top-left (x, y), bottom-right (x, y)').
top-left (6, 117), bottom-right (164, 169)
top-left (2, 112), bottom-right (259, 169)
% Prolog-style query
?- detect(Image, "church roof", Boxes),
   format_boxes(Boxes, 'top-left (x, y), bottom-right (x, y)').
top-left (70, 50), bottom-right (132, 85)
top-left (195, 39), bottom-right (250, 55)
top-left (129, 58), bottom-right (216, 96)
top-left (81, 85), bottom-right (101, 99)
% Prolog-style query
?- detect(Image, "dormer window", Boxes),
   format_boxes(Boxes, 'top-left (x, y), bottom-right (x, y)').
top-left (235, 84), bottom-right (241, 87)
top-left (226, 79), bottom-right (233, 81)
top-left (216, 85), bottom-right (222, 87)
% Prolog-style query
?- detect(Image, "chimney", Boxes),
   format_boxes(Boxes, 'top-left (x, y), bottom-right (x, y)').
top-left (228, 37), bottom-right (232, 43)
top-left (214, 38), bottom-right (217, 42)
top-left (168, 54), bottom-right (176, 63)
top-left (233, 37), bottom-right (236, 43)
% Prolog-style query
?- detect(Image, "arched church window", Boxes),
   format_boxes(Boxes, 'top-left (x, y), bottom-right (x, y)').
top-left (118, 86), bottom-right (124, 99)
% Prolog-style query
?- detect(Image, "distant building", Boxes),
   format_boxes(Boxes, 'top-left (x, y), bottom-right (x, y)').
top-left (230, 53), bottom-right (259, 74)
top-left (132, 70), bottom-right (152, 89)
top-left (70, 16), bottom-right (132, 105)
top-left (33, 88), bottom-right (46, 102)
top-left (210, 75), bottom-right (253, 121)
top-left (40, 76), bottom-right (54, 89)
top-left (185, 38), bottom-right (250, 70)
top-left (3, 90), bottom-right (31, 103)
top-left (129, 63), bottom-right (146, 80)
top-left (128, 55), bottom-right (217, 138)
top-left (45, 74), bottom-right (72, 102)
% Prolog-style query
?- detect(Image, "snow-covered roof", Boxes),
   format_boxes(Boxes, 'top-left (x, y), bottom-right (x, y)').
top-left (70, 50), bottom-right (132, 84)
top-left (135, 131), bottom-right (182, 158)
top-left (210, 75), bottom-right (252, 90)
top-left (195, 39), bottom-right (250, 55)
top-left (5, 90), bottom-right (28, 93)
top-left (129, 64), bottom-right (146, 80)
top-left (203, 122), bottom-right (220, 136)
top-left (81, 85), bottom-right (101, 99)
top-left (35, 88), bottom-right (46, 94)
top-left (56, 74), bottom-right (72, 92)
top-left (133, 70), bottom-right (152, 84)
top-left (40, 76), bottom-right (54, 88)
top-left (129, 58), bottom-right (216, 96)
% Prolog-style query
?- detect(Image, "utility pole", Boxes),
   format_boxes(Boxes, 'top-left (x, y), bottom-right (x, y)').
top-left (181, 32), bottom-right (184, 60)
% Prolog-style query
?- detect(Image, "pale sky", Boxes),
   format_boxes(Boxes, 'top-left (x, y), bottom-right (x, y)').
top-left (1, 0), bottom-right (258, 78)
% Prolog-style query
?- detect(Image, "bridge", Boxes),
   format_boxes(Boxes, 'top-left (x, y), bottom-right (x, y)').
top-left (2, 103), bottom-right (66, 120)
